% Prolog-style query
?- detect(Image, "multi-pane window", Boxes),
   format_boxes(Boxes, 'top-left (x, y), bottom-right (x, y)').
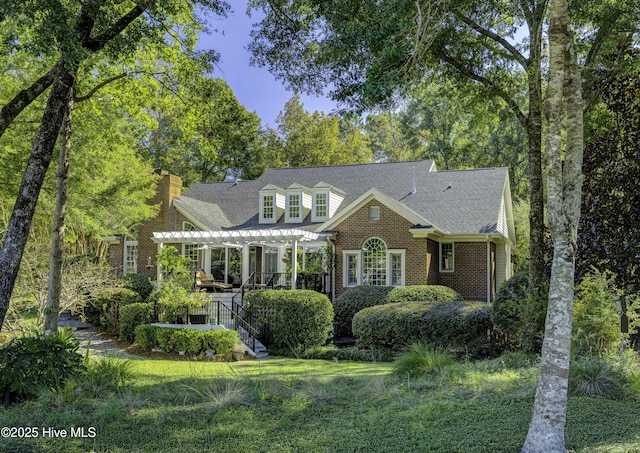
top-left (124, 244), bottom-right (137, 274)
top-left (440, 243), bottom-right (454, 271)
top-left (314, 192), bottom-right (327, 218)
top-left (346, 253), bottom-right (359, 286)
top-left (288, 193), bottom-right (300, 219)
top-left (390, 253), bottom-right (403, 286)
top-left (362, 238), bottom-right (387, 286)
top-left (262, 194), bottom-right (274, 220)
top-left (184, 244), bottom-right (199, 270)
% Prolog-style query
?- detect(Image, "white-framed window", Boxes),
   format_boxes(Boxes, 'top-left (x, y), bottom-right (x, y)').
top-left (343, 238), bottom-right (405, 287)
top-left (440, 242), bottom-right (454, 272)
top-left (314, 191), bottom-right (328, 220)
top-left (124, 240), bottom-right (138, 274)
top-left (286, 192), bottom-right (302, 222)
top-left (369, 206), bottom-right (380, 221)
top-left (262, 194), bottom-right (275, 221)
top-left (182, 222), bottom-right (199, 269)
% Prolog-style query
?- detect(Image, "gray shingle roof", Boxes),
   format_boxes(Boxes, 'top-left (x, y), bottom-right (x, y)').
top-left (176, 160), bottom-right (509, 236)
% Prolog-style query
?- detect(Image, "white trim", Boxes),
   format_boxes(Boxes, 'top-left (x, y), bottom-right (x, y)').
top-left (285, 191), bottom-right (302, 223)
top-left (341, 243), bottom-right (406, 287)
top-left (342, 250), bottom-right (361, 287)
top-left (388, 249), bottom-right (406, 286)
top-left (152, 229), bottom-right (325, 246)
top-left (311, 190), bottom-right (329, 222)
top-left (123, 238), bottom-right (138, 275)
top-left (439, 242), bottom-right (454, 272)
top-left (260, 193), bottom-right (277, 224)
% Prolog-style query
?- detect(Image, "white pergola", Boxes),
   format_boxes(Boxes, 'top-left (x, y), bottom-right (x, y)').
top-left (151, 228), bottom-right (328, 290)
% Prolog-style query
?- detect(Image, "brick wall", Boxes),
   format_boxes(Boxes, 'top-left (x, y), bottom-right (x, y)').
top-left (439, 242), bottom-right (489, 301)
top-left (334, 200), bottom-right (429, 298)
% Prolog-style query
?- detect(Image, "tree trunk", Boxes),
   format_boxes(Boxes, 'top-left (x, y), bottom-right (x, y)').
top-left (522, 0), bottom-right (584, 450)
top-left (0, 63), bottom-right (76, 329)
top-left (43, 92), bottom-right (73, 334)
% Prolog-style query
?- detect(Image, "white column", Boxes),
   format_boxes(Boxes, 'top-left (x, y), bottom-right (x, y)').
top-left (291, 240), bottom-right (298, 290)
top-left (156, 242), bottom-right (163, 289)
top-left (242, 243), bottom-right (251, 284)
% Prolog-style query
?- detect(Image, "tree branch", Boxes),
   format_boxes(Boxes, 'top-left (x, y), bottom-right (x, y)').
top-left (439, 52), bottom-right (528, 130)
top-left (0, 64), bottom-right (58, 139)
top-left (453, 11), bottom-right (528, 68)
top-left (74, 70), bottom-right (155, 102)
top-left (84, 1), bottom-right (148, 52)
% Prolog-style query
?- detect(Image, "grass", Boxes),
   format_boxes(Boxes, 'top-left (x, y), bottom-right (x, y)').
top-left (1, 355), bottom-right (640, 453)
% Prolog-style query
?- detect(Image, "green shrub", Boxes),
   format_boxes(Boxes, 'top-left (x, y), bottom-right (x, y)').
top-left (569, 356), bottom-right (623, 398)
top-left (301, 345), bottom-right (394, 362)
top-left (135, 324), bottom-right (158, 351)
top-left (121, 273), bottom-right (154, 301)
top-left (491, 273), bottom-right (547, 353)
top-left (134, 326), bottom-right (241, 357)
top-left (0, 329), bottom-right (85, 405)
top-left (386, 285), bottom-right (463, 304)
top-left (85, 357), bottom-right (135, 394)
top-left (353, 300), bottom-right (493, 357)
top-left (244, 290), bottom-right (334, 356)
top-left (392, 342), bottom-right (457, 377)
top-left (201, 330), bottom-right (239, 356)
top-left (333, 286), bottom-right (395, 337)
top-left (88, 287), bottom-right (141, 334)
top-left (173, 329), bottom-right (202, 354)
top-left (119, 303), bottom-right (154, 343)
top-left (572, 270), bottom-right (621, 356)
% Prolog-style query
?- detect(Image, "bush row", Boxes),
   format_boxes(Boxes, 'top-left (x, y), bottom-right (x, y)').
top-left (134, 325), bottom-right (240, 356)
top-left (244, 290), bottom-right (334, 356)
top-left (352, 300), bottom-right (493, 358)
top-left (334, 285), bottom-right (464, 338)
top-left (84, 287), bottom-right (142, 335)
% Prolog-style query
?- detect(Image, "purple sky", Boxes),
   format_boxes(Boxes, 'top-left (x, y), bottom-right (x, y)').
top-left (196, 1), bottom-right (339, 128)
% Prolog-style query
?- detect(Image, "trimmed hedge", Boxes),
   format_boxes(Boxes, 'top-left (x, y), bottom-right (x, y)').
top-left (352, 301), bottom-right (493, 357)
top-left (121, 273), bottom-right (154, 301)
top-left (134, 325), bottom-right (240, 357)
top-left (333, 286), bottom-right (394, 337)
top-left (244, 290), bottom-right (333, 356)
top-left (386, 285), bottom-right (463, 304)
top-left (119, 303), bottom-right (154, 343)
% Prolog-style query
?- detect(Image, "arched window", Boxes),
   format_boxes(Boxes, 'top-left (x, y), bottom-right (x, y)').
top-left (343, 237), bottom-right (405, 288)
top-left (362, 238), bottom-right (387, 286)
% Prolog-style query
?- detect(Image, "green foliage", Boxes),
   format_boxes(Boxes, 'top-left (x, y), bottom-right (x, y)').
top-left (151, 282), bottom-right (206, 324)
top-left (134, 324), bottom-right (158, 351)
top-left (87, 287), bottom-right (141, 335)
top-left (121, 273), bottom-right (154, 302)
top-left (0, 329), bottom-right (85, 405)
top-left (353, 301), bottom-right (493, 357)
top-left (118, 303), bottom-right (154, 343)
top-left (301, 345), bottom-right (394, 362)
top-left (491, 273), bottom-right (548, 353)
top-left (569, 356), bottom-right (624, 398)
top-left (244, 290), bottom-right (334, 356)
top-left (201, 330), bottom-right (239, 357)
top-left (572, 271), bottom-right (621, 356)
top-left (333, 286), bottom-right (395, 337)
top-left (134, 326), bottom-right (240, 357)
top-left (392, 342), bottom-right (457, 377)
top-left (85, 357), bottom-right (135, 394)
top-left (156, 246), bottom-right (193, 290)
top-left (386, 285), bottom-right (463, 304)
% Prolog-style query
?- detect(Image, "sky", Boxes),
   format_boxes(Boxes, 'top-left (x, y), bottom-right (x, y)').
top-left (195, 1), bottom-right (339, 128)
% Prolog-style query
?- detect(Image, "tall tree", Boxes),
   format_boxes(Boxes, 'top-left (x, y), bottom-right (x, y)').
top-left (248, 0), bottom-right (640, 294)
top-left (522, 0), bottom-right (583, 449)
top-left (266, 94), bottom-right (373, 167)
top-left (0, 0), bottom-right (230, 329)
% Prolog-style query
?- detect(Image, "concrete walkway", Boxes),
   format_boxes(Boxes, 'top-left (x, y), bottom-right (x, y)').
top-left (57, 312), bottom-right (142, 359)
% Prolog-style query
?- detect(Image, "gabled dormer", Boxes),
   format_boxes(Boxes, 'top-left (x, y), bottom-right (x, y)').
top-left (311, 182), bottom-right (345, 222)
top-left (285, 183), bottom-right (312, 223)
top-left (259, 184), bottom-right (285, 224)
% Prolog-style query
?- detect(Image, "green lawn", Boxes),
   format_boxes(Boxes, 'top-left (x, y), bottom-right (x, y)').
top-left (1, 356), bottom-right (639, 453)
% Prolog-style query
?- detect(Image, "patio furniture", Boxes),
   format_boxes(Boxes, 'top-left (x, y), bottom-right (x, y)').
top-left (195, 271), bottom-right (233, 293)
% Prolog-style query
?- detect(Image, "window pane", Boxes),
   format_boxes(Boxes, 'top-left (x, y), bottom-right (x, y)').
top-left (391, 253), bottom-right (402, 285)
top-left (347, 254), bottom-right (358, 286)
top-left (289, 194), bottom-right (300, 218)
top-left (362, 238), bottom-right (386, 285)
top-left (441, 243), bottom-right (454, 271)
top-left (125, 245), bottom-right (137, 274)
top-left (315, 193), bottom-right (327, 217)
top-left (184, 244), bottom-right (199, 269)
top-left (263, 195), bottom-right (274, 219)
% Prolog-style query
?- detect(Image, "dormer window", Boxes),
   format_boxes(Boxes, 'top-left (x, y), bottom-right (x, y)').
top-left (286, 192), bottom-right (302, 222)
top-left (314, 192), bottom-right (328, 220)
top-left (259, 185), bottom-right (285, 224)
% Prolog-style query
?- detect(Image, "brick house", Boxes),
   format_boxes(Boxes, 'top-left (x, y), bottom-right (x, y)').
top-left (107, 160), bottom-right (515, 302)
